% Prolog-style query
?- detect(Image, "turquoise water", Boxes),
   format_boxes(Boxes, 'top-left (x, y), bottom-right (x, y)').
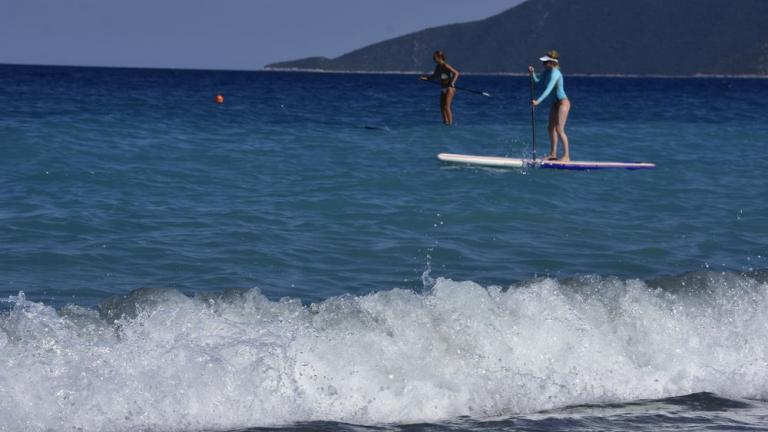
top-left (1, 65), bottom-right (767, 431)
top-left (2, 66), bottom-right (766, 304)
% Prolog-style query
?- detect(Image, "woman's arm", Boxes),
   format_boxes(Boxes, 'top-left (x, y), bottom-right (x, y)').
top-left (536, 69), bottom-right (560, 104)
top-left (528, 66), bottom-right (540, 83)
top-left (445, 63), bottom-right (460, 87)
top-left (420, 65), bottom-right (440, 81)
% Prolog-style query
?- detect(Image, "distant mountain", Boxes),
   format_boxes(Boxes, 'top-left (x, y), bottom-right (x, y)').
top-left (266, 0), bottom-right (768, 76)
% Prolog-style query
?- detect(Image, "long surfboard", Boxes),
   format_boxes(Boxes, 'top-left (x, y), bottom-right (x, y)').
top-left (437, 153), bottom-right (656, 170)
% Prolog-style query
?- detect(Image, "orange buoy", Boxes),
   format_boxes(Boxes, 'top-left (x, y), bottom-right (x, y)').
top-left (215, 94), bottom-right (224, 104)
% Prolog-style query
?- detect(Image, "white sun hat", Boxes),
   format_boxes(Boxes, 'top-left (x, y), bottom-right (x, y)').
top-left (539, 55), bottom-right (559, 63)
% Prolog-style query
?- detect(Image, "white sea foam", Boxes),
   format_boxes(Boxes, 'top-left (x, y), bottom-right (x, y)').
top-left (1, 272), bottom-right (767, 431)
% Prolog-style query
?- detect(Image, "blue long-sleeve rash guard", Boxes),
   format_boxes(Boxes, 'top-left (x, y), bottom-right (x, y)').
top-left (531, 68), bottom-right (567, 104)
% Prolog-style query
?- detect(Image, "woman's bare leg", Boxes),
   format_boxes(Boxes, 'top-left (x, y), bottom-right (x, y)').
top-left (556, 99), bottom-right (571, 161)
top-left (546, 104), bottom-right (559, 159)
top-left (440, 92), bottom-right (448, 124)
top-left (443, 88), bottom-right (455, 125)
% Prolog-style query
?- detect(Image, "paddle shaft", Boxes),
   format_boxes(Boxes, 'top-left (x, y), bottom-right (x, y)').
top-left (422, 78), bottom-right (490, 97)
top-left (530, 77), bottom-right (537, 161)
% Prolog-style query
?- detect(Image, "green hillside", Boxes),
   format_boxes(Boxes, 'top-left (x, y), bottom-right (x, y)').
top-left (266, 0), bottom-right (768, 76)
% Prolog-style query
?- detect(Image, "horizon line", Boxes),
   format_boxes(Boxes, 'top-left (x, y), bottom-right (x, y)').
top-left (3, 62), bottom-right (767, 80)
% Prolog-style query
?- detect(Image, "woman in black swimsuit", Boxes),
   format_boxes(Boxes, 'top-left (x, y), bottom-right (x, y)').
top-left (420, 50), bottom-right (460, 125)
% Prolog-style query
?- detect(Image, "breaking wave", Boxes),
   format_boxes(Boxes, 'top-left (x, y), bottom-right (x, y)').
top-left (1, 271), bottom-right (767, 431)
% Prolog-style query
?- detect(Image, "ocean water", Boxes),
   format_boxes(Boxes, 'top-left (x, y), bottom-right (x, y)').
top-left (1, 64), bottom-right (767, 431)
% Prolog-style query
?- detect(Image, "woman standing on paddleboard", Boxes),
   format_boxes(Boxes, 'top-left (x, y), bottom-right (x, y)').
top-left (420, 50), bottom-right (460, 125)
top-left (529, 50), bottom-right (571, 161)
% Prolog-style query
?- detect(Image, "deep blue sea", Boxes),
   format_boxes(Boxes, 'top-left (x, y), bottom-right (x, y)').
top-left (1, 64), bottom-right (767, 431)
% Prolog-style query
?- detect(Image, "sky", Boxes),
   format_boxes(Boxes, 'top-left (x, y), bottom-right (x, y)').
top-left (0, 0), bottom-right (524, 70)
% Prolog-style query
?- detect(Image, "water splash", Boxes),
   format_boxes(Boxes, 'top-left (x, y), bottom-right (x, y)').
top-left (1, 271), bottom-right (767, 431)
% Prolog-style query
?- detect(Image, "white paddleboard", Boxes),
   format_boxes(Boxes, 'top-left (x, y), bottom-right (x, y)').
top-left (437, 153), bottom-right (656, 170)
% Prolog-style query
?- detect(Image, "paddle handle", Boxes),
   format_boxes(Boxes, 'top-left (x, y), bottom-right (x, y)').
top-left (530, 77), bottom-right (536, 161)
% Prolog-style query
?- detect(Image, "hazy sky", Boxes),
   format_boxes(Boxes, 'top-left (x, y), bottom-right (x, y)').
top-left (0, 0), bottom-right (524, 70)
